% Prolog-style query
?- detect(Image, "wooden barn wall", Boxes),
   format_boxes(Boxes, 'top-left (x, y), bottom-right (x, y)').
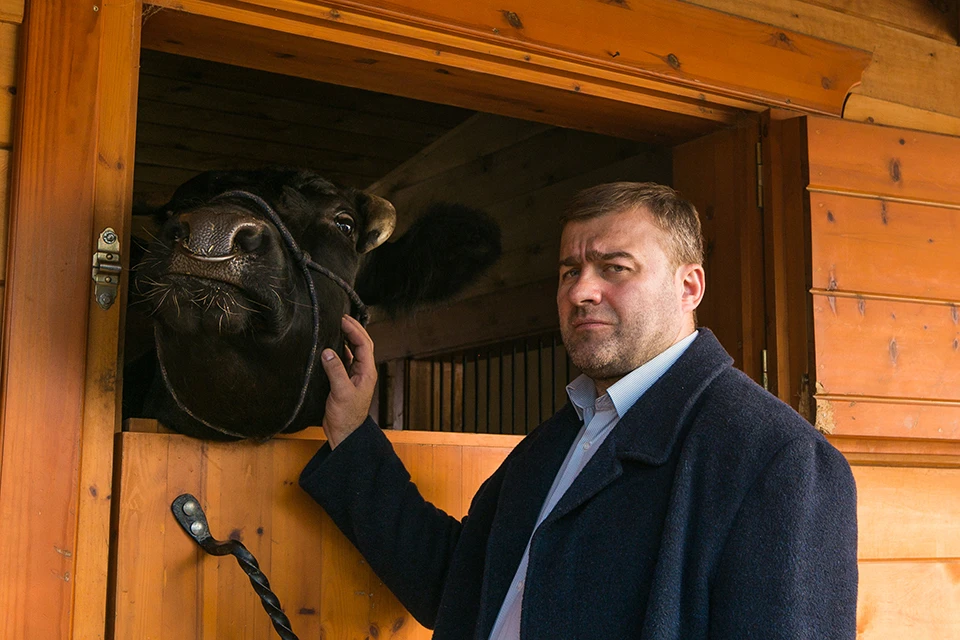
top-left (0, 2), bottom-right (20, 450)
top-left (800, 115), bottom-right (960, 638)
top-left (366, 114), bottom-right (672, 362)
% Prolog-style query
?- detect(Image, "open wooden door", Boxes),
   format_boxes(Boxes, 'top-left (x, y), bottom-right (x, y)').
top-left (764, 115), bottom-right (960, 638)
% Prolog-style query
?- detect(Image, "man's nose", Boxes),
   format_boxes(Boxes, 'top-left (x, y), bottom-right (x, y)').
top-left (567, 270), bottom-right (603, 305)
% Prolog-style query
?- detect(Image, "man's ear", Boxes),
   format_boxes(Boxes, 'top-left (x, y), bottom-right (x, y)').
top-left (678, 263), bottom-right (705, 313)
top-left (357, 193), bottom-right (396, 254)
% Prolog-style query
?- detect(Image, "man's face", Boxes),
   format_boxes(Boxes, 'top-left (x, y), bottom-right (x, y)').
top-left (557, 207), bottom-right (700, 386)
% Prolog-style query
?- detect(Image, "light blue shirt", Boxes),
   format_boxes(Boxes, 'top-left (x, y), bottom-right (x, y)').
top-left (487, 331), bottom-right (698, 640)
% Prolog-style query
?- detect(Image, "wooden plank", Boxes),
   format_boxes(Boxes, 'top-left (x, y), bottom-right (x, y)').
top-left (0, 23), bottom-right (17, 148)
top-left (801, 0), bottom-right (958, 44)
top-left (164, 0), bottom-right (870, 114)
top-left (856, 561), bottom-right (960, 639)
top-left (0, 0), bottom-right (22, 23)
top-left (812, 295), bottom-right (960, 401)
top-left (807, 116), bottom-right (960, 206)
top-left (0, 149), bottom-right (9, 281)
top-left (844, 93), bottom-right (960, 138)
top-left (136, 99), bottom-right (427, 163)
top-left (138, 48), bottom-right (471, 132)
top-left (673, 118), bottom-right (764, 382)
top-left (853, 465), bottom-right (960, 560)
top-left (823, 399), bottom-right (960, 441)
top-left (830, 435), bottom-right (960, 467)
top-left (687, 0), bottom-right (960, 121)
top-left (369, 277), bottom-right (559, 362)
top-left (761, 113), bottom-right (814, 416)
top-left (72, 2), bottom-right (143, 638)
top-left (367, 113), bottom-right (551, 197)
top-left (811, 192), bottom-right (960, 302)
top-left (0, 0), bottom-right (103, 636)
top-left (140, 9), bottom-right (734, 145)
top-left (136, 122), bottom-right (404, 178)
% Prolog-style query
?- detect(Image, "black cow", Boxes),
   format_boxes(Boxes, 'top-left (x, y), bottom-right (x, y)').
top-left (124, 168), bottom-right (500, 440)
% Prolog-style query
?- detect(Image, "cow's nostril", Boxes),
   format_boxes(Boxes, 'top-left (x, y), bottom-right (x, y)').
top-left (233, 223), bottom-right (265, 253)
top-left (169, 218), bottom-right (190, 243)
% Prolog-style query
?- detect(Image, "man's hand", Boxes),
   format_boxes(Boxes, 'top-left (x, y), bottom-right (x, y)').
top-left (320, 314), bottom-right (378, 449)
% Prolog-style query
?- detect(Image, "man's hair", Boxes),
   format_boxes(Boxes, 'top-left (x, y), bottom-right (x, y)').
top-left (559, 182), bottom-right (704, 267)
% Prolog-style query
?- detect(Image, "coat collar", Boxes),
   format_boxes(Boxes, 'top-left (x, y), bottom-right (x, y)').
top-left (612, 328), bottom-right (732, 464)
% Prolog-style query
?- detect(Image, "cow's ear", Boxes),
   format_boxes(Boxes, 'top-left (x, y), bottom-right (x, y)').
top-left (358, 193), bottom-right (396, 254)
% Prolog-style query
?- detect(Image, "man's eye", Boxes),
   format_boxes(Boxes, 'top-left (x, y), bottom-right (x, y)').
top-left (606, 264), bottom-right (627, 273)
top-left (334, 213), bottom-right (355, 235)
top-left (561, 268), bottom-right (579, 280)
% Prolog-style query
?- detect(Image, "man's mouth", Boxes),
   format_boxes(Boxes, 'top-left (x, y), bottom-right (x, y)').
top-left (571, 318), bottom-right (614, 330)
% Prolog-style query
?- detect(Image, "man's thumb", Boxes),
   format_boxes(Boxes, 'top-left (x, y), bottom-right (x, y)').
top-left (320, 349), bottom-right (350, 389)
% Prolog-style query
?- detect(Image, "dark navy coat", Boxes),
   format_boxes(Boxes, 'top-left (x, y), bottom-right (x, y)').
top-left (300, 330), bottom-right (858, 639)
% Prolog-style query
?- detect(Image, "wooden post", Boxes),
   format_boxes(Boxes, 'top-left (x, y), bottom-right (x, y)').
top-left (0, 0), bottom-right (139, 637)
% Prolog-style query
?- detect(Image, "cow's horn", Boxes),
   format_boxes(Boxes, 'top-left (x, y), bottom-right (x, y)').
top-left (359, 193), bottom-right (396, 253)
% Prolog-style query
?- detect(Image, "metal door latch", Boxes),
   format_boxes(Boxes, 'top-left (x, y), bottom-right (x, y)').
top-left (92, 227), bottom-right (121, 310)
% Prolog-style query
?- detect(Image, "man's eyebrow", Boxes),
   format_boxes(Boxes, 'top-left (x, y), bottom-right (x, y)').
top-left (559, 250), bottom-right (636, 267)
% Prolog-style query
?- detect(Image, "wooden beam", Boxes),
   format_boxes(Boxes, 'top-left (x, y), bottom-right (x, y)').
top-left (146, 0), bottom-right (869, 115)
top-left (843, 93), bottom-right (960, 138)
top-left (801, 0), bottom-right (958, 44)
top-left (0, 0), bottom-right (103, 636)
top-left (367, 113), bottom-right (551, 197)
top-left (73, 1), bottom-right (142, 638)
top-left (687, 0), bottom-right (960, 121)
top-left (141, 9), bottom-right (732, 145)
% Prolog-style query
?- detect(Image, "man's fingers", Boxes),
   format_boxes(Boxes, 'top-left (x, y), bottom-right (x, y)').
top-left (320, 348), bottom-right (352, 393)
top-left (341, 315), bottom-right (375, 371)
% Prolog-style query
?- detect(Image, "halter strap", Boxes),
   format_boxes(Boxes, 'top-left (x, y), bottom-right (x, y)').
top-left (156, 189), bottom-right (369, 440)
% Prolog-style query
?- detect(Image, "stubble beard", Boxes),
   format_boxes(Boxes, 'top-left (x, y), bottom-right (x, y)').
top-left (561, 308), bottom-right (676, 383)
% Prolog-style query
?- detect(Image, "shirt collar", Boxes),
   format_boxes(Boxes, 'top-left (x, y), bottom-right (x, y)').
top-left (565, 330), bottom-right (699, 421)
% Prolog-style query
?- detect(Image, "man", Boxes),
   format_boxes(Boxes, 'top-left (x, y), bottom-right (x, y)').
top-left (300, 183), bottom-right (858, 639)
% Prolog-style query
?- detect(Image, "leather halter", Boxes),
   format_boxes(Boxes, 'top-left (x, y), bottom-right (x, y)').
top-left (155, 189), bottom-right (369, 440)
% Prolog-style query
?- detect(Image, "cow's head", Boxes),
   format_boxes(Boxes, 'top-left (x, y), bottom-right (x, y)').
top-left (128, 168), bottom-right (499, 440)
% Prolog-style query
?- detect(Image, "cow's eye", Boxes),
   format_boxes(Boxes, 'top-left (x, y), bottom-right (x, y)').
top-left (334, 213), bottom-right (355, 236)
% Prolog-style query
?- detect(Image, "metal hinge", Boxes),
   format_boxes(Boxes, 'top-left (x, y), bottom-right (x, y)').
top-left (761, 348), bottom-right (769, 391)
top-left (755, 140), bottom-right (764, 211)
top-left (91, 227), bottom-right (121, 310)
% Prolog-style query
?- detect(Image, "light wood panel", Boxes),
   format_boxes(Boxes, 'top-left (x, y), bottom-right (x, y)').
top-left (807, 116), bottom-right (960, 205)
top-left (0, 0), bottom-right (103, 636)
top-left (853, 464), bottom-right (960, 560)
top-left (813, 295), bottom-right (960, 401)
top-left (810, 192), bottom-right (960, 301)
top-left (824, 399), bottom-right (960, 441)
top-left (856, 561), bottom-right (960, 640)
top-left (113, 430), bottom-right (519, 639)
